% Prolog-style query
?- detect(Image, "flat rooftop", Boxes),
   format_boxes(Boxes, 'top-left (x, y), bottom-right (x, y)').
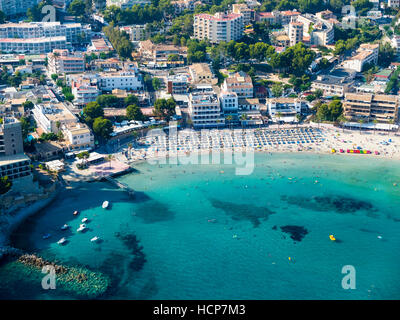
top-left (0, 153), bottom-right (30, 167)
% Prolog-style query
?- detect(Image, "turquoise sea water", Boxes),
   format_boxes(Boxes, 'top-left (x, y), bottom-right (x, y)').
top-left (1, 153), bottom-right (400, 299)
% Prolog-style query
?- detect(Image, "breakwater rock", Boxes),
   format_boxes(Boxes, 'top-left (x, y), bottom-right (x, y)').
top-left (0, 254), bottom-right (110, 299)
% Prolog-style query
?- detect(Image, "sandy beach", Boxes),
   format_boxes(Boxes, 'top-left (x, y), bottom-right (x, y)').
top-left (124, 123), bottom-right (400, 163)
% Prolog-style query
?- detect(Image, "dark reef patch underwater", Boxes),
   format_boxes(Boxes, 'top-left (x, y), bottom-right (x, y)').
top-left (209, 198), bottom-right (275, 227)
top-left (281, 194), bottom-right (376, 214)
top-left (279, 225), bottom-right (309, 242)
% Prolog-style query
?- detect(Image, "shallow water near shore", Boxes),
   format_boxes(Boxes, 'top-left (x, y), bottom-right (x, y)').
top-left (2, 152), bottom-right (400, 299)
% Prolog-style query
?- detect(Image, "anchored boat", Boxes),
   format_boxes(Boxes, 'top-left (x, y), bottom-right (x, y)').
top-left (77, 224), bottom-right (87, 232)
top-left (102, 201), bottom-right (109, 209)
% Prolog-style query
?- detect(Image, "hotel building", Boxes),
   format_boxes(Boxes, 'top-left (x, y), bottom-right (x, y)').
top-left (295, 13), bottom-right (334, 46)
top-left (98, 71), bottom-right (144, 92)
top-left (232, 3), bottom-right (254, 25)
top-left (47, 49), bottom-right (85, 75)
top-left (32, 102), bottom-right (77, 134)
top-left (0, 22), bottom-right (90, 45)
top-left (288, 21), bottom-right (303, 46)
top-left (0, 117), bottom-right (32, 184)
top-left (188, 91), bottom-right (225, 128)
top-left (222, 72), bottom-right (254, 98)
top-left (342, 43), bottom-right (379, 72)
top-left (63, 123), bottom-right (94, 150)
top-left (194, 12), bottom-right (244, 44)
top-left (0, 0), bottom-right (40, 16)
top-left (0, 37), bottom-right (69, 54)
top-left (343, 93), bottom-right (399, 124)
top-left (266, 97), bottom-right (302, 123)
top-left (0, 117), bottom-right (23, 157)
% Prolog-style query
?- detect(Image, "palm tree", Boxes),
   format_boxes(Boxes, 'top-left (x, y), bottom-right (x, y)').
top-left (295, 114), bottom-right (301, 128)
top-left (337, 115), bottom-right (347, 133)
top-left (226, 115), bottom-right (233, 130)
top-left (276, 112), bottom-right (283, 130)
top-left (358, 119), bottom-right (364, 134)
top-left (107, 154), bottom-right (114, 169)
top-left (240, 113), bottom-right (248, 129)
top-left (388, 119), bottom-right (395, 136)
top-left (372, 119), bottom-right (378, 135)
top-left (127, 143), bottom-right (133, 159)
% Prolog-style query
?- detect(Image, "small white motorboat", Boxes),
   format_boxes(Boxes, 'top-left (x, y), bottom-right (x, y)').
top-left (57, 237), bottom-right (67, 245)
top-left (61, 224), bottom-right (69, 231)
top-left (77, 224), bottom-right (87, 232)
top-left (90, 236), bottom-right (100, 242)
top-left (102, 201), bottom-right (109, 209)
top-left (73, 210), bottom-right (79, 216)
top-left (81, 218), bottom-right (88, 223)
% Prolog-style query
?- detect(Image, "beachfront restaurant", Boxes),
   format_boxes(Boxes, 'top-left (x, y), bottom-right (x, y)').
top-left (75, 152), bottom-right (104, 168)
top-left (342, 122), bottom-right (399, 132)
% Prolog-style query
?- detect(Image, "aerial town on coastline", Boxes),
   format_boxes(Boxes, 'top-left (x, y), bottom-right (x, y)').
top-left (1, 0), bottom-right (400, 210)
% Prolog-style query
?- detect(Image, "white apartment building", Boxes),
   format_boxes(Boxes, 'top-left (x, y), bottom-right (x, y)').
top-left (220, 91), bottom-right (239, 114)
top-left (71, 83), bottom-right (101, 106)
top-left (388, 0), bottom-right (400, 7)
top-left (288, 21), bottom-right (303, 46)
top-left (311, 74), bottom-right (355, 97)
top-left (232, 3), bottom-right (254, 25)
top-left (171, 0), bottom-right (197, 14)
top-left (392, 35), bottom-right (400, 55)
top-left (0, 22), bottom-right (90, 45)
top-left (98, 71), bottom-right (144, 92)
top-left (63, 123), bottom-right (94, 150)
top-left (0, 0), bottom-right (40, 16)
top-left (222, 72), bottom-right (254, 98)
top-left (120, 25), bottom-right (151, 41)
top-left (47, 49), bottom-right (85, 75)
top-left (32, 102), bottom-right (77, 133)
top-left (342, 43), bottom-right (379, 72)
top-left (0, 37), bottom-right (69, 54)
top-left (189, 91), bottom-right (225, 128)
top-left (194, 12), bottom-right (244, 44)
top-left (266, 97), bottom-right (302, 122)
top-left (295, 14), bottom-right (334, 46)
top-left (106, 0), bottom-right (151, 9)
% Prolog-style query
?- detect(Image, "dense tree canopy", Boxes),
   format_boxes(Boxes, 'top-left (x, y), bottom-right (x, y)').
top-left (83, 101), bottom-right (104, 126)
top-left (126, 104), bottom-right (146, 121)
top-left (154, 98), bottom-right (176, 121)
top-left (103, 24), bottom-right (134, 59)
top-left (0, 176), bottom-right (12, 195)
top-left (92, 117), bottom-right (113, 141)
top-left (316, 100), bottom-right (343, 122)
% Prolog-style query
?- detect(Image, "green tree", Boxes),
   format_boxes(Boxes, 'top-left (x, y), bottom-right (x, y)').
top-left (271, 83), bottom-right (283, 97)
top-left (316, 103), bottom-right (330, 121)
top-left (0, 176), bottom-right (12, 195)
top-left (328, 100), bottom-right (343, 121)
top-left (152, 77), bottom-right (162, 91)
top-left (124, 94), bottom-right (139, 107)
top-left (0, 10), bottom-right (6, 24)
top-left (126, 104), bottom-right (145, 121)
top-left (93, 117), bottom-right (113, 141)
top-left (68, 0), bottom-right (86, 17)
top-left (154, 98), bottom-right (176, 121)
top-left (22, 100), bottom-right (34, 110)
top-left (83, 101), bottom-right (104, 126)
top-left (96, 94), bottom-right (120, 108)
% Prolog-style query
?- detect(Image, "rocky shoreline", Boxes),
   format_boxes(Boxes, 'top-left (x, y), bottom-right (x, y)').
top-left (0, 183), bottom-right (61, 261)
top-left (0, 253), bottom-right (110, 299)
